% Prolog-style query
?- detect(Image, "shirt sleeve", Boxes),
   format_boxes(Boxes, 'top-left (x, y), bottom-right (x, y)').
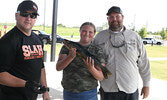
top-left (137, 36), bottom-right (151, 87)
top-left (59, 45), bottom-right (69, 55)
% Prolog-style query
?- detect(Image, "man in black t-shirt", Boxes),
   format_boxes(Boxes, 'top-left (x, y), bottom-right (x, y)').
top-left (0, 0), bottom-right (50, 100)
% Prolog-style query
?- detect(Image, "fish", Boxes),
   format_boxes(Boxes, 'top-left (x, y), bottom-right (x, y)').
top-left (61, 38), bottom-right (112, 79)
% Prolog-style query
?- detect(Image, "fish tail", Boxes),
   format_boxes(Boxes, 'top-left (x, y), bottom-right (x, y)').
top-left (101, 67), bottom-right (112, 79)
top-left (103, 72), bottom-right (108, 79)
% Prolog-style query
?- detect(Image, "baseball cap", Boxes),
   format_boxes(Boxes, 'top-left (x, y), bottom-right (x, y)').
top-left (106, 6), bottom-right (123, 16)
top-left (17, 0), bottom-right (39, 15)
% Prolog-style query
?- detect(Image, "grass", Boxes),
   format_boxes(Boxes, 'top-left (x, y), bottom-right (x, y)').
top-left (145, 45), bottom-right (167, 57)
top-left (0, 24), bottom-right (80, 37)
top-left (150, 60), bottom-right (167, 81)
top-left (44, 43), bottom-right (63, 56)
top-left (143, 45), bottom-right (167, 81)
top-left (33, 25), bottom-right (80, 37)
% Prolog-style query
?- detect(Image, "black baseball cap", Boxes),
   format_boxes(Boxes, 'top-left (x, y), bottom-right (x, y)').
top-left (17, 0), bottom-right (39, 15)
top-left (106, 6), bottom-right (123, 16)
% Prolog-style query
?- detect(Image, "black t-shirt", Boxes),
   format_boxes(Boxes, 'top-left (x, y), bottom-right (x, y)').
top-left (0, 26), bottom-right (44, 99)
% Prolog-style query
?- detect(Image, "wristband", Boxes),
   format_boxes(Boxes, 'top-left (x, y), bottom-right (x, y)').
top-left (46, 87), bottom-right (49, 92)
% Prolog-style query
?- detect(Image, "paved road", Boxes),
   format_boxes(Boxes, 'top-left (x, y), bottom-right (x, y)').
top-left (37, 56), bottom-right (167, 100)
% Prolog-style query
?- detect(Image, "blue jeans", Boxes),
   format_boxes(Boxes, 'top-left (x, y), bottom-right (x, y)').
top-left (63, 88), bottom-right (98, 100)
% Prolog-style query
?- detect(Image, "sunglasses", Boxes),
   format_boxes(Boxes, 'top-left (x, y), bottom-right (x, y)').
top-left (110, 32), bottom-right (126, 48)
top-left (111, 40), bottom-right (125, 48)
top-left (17, 11), bottom-right (37, 19)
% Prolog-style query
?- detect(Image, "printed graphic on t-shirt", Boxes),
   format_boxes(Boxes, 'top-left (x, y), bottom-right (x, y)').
top-left (22, 45), bottom-right (43, 60)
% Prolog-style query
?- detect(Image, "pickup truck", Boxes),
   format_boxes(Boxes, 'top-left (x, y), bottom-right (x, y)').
top-left (142, 37), bottom-right (162, 45)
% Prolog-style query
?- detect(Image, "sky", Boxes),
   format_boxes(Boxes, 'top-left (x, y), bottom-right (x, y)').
top-left (0, 0), bottom-right (167, 32)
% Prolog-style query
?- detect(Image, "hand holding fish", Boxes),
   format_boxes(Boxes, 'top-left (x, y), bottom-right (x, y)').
top-left (83, 57), bottom-right (104, 81)
top-left (68, 48), bottom-right (77, 60)
top-left (83, 57), bottom-right (95, 71)
top-left (62, 39), bottom-right (112, 79)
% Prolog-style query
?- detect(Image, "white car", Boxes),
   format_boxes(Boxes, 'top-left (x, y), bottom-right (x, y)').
top-left (142, 37), bottom-right (162, 45)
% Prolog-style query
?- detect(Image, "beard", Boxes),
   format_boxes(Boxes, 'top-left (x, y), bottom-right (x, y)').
top-left (109, 21), bottom-right (122, 31)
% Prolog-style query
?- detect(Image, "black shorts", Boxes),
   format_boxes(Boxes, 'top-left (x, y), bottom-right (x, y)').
top-left (99, 87), bottom-right (138, 100)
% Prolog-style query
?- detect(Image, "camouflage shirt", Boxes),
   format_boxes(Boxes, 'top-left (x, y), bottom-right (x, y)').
top-left (60, 44), bottom-right (106, 93)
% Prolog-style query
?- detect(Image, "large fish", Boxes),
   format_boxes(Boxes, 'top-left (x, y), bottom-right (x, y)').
top-left (60, 38), bottom-right (112, 79)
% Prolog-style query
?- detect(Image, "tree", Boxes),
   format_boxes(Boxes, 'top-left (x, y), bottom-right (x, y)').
top-left (160, 28), bottom-right (167, 40)
top-left (138, 27), bottom-right (147, 38)
top-left (57, 23), bottom-right (65, 27)
top-left (128, 23), bottom-right (135, 31)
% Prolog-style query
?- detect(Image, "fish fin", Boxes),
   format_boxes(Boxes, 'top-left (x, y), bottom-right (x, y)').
top-left (103, 72), bottom-right (108, 79)
top-left (101, 67), bottom-right (112, 79)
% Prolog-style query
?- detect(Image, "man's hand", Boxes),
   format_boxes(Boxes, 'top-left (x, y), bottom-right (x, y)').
top-left (141, 86), bottom-right (149, 99)
top-left (43, 92), bottom-right (50, 100)
top-left (25, 81), bottom-right (48, 94)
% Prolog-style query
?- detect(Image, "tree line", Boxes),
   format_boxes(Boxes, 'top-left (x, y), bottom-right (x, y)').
top-left (131, 26), bottom-right (167, 40)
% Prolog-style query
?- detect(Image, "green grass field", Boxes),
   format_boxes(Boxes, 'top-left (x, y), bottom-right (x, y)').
top-left (44, 43), bottom-right (63, 56)
top-left (144, 45), bottom-right (167, 80)
top-left (145, 45), bottom-right (167, 57)
top-left (150, 60), bottom-right (167, 81)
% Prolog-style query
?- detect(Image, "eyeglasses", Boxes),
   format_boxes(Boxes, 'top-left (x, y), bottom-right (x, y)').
top-left (111, 40), bottom-right (125, 48)
top-left (110, 32), bottom-right (126, 48)
top-left (17, 11), bottom-right (37, 19)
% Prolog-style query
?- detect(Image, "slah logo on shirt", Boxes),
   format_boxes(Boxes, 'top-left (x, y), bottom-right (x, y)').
top-left (22, 45), bottom-right (43, 60)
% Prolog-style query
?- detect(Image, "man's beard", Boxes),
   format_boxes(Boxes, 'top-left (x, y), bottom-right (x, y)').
top-left (109, 21), bottom-right (122, 31)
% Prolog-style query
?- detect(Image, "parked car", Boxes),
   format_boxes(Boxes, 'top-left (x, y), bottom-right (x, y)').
top-left (48, 34), bottom-right (64, 43)
top-left (32, 30), bottom-right (63, 44)
top-left (32, 30), bottom-right (51, 44)
top-left (142, 37), bottom-right (162, 45)
top-left (56, 34), bottom-right (64, 43)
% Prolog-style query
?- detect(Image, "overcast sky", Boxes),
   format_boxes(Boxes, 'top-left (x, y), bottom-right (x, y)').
top-left (0, 0), bottom-right (167, 32)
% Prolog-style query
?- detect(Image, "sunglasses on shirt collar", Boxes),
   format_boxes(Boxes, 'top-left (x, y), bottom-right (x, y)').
top-left (17, 11), bottom-right (37, 19)
top-left (109, 32), bottom-right (126, 48)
